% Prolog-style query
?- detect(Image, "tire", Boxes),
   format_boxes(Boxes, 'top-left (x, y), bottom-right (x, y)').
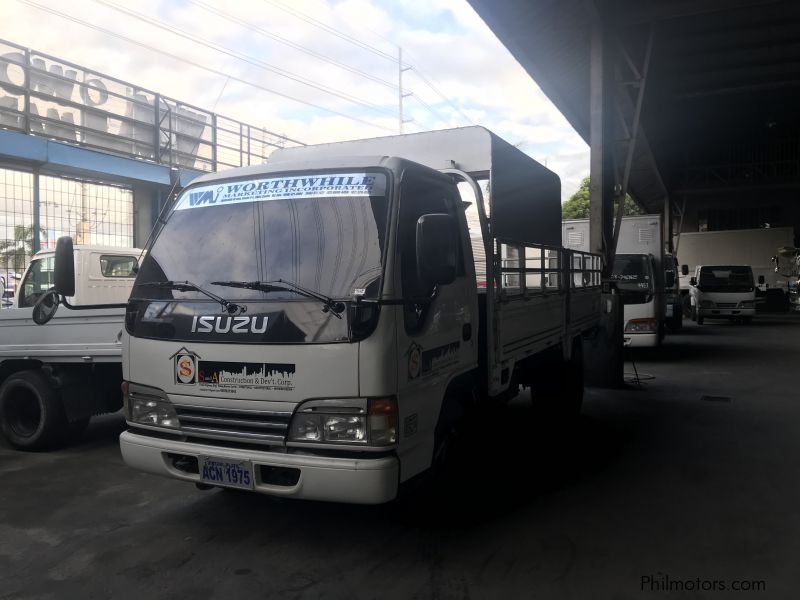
top-left (697, 315), bottom-right (704, 325)
top-left (671, 307), bottom-right (683, 332)
top-left (0, 370), bottom-right (67, 450)
top-left (742, 317), bottom-right (753, 325)
top-left (532, 338), bottom-right (583, 418)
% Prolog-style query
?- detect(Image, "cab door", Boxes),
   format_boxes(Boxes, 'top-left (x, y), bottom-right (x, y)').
top-left (394, 168), bottom-right (478, 481)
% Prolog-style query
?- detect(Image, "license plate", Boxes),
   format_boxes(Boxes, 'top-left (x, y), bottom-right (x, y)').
top-left (200, 456), bottom-right (254, 490)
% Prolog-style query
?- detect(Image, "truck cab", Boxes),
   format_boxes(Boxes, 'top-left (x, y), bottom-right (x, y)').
top-left (612, 253), bottom-right (661, 347)
top-left (0, 245), bottom-right (141, 449)
top-left (689, 264), bottom-right (756, 324)
top-left (11, 246), bottom-right (140, 309)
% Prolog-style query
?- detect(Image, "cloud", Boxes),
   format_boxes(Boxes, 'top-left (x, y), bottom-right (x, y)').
top-left (4, 0), bottom-right (588, 198)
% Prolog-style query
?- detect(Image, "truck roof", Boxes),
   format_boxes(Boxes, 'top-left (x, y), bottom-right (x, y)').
top-left (189, 155), bottom-right (405, 186)
top-left (33, 245), bottom-right (142, 257)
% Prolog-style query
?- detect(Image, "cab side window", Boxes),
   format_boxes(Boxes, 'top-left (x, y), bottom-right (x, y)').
top-left (18, 257), bottom-right (55, 308)
top-left (398, 172), bottom-right (462, 299)
top-left (100, 255), bottom-right (138, 277)
top-left (398, 172), bottom-right (463, 333)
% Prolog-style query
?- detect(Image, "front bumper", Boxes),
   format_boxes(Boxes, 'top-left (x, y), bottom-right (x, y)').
top-left (698, 307), bottom-right (756, 318)
top-left (623, 332), bottom-right (658, 347)
top-left (120, 430), bottom-right (400, 504)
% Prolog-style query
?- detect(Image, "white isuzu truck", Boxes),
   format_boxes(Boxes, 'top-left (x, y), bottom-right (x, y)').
top-left (38, 127), bottom-right (602, 504)
top-left (0, 245), bottom-right (140, 449)
top-left (689, 265), bottom-right (756, 324)
top-left (563, 215), bottom-right (666, 347)
top-left (676, 227), bottom-right (795, 312)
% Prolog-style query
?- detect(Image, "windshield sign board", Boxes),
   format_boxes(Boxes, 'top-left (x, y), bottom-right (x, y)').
top-left (175, 172), bottom-right (386, 211)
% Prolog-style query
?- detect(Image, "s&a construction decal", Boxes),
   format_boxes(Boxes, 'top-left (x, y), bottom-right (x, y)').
top-left (171, 347), bottom-right (200, 385)
top-left (406, 340), bottom-right (460, 380)
top-left (168, 349), bottom-right (295, 393)
top-left (407, 342), bottom-right (422, 380)
top-left (197, 361), bottom-right (296, 394)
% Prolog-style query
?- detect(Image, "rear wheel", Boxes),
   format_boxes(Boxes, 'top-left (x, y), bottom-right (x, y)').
top-left (531, 338), bottom-right (584, 418)
top-left (0, 370), bottom-right (67, 450)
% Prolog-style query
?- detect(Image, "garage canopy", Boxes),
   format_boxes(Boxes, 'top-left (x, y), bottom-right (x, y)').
top-left (468, 0), bottom-right (800, 216)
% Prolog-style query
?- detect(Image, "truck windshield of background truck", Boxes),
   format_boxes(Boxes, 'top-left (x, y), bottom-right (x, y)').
top-left (698, 266), bottom-right (754, 293)
top-left (128, 171), bottom-right (389, 344)
top-left (612, 254), bottom-right (653, 304)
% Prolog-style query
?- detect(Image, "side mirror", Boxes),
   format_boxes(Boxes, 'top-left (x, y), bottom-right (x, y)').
top-left (690, 277), bottom-right (697, 286)
top-left (665, 271), bottom-right (675, 288)
top-left (416, 213), bottom-right (457, 288)
top-left (758, 275), bottom-right (765, 285)
top-left (54, 236), bottom-right (75, 297)
top-left (681, 264), bottom-right (689, 276)
top-left (32, 290), bottom-right (60, 325)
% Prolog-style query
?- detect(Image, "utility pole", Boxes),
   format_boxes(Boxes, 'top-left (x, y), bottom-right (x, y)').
top-left (398, 47), bottom-right (412, 133)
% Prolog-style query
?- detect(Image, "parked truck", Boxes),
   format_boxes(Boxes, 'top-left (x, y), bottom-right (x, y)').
top-left (676, 227), bottom-right (795, 302)
top-left (563, 215), bottom-right (667, 346)
top-left (0, 245), bottom-right (140, 449)
top-left (37, 127), bottom-right (602, 504)
top-left (689, 265), bottom-right (756, 324)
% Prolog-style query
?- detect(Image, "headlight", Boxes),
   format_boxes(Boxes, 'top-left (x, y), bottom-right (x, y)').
top-left (700, 300), bottom-right (714, 308)
top-left (288, 397), bottom-right (397, 446)
top-left (739, 301), bottom-right (755, 308)
top-left (625, 318), bottom-right (657, 333)
top-left (123, 381), bottom-right (180, 429)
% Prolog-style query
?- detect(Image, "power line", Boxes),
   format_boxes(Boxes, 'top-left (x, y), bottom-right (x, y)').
top-left (262, 0), bottom-right (398, 62)
top-left (189, 0), bottom-right (398, 90)
top-left (406, 66), bottom-right (476, 126)
top-left (90, 0), bottom-right (398, 118)
top-left (408, 93), bottom-right (455, 128)
top-left (16, 0), bottom-right (396, 133)
top-left (263, 0), bottom-right (475, 127)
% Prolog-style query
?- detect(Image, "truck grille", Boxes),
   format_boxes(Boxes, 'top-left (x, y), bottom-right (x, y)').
top-left (715, 302), bottom-right (737, 308)
top-left (174, 405), bottom-right (292, 446)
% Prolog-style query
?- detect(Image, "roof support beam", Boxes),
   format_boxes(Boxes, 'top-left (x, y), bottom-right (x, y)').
top-left (589, 15), bottom-right (615, 269)
top-left (616, 0), bottom-right (787, 26)
top-left (612, 23), bottom-right (655, 258)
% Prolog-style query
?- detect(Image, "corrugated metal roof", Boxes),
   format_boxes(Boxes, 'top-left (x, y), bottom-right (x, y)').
top-left (468, 0), bottom-right (800, 212)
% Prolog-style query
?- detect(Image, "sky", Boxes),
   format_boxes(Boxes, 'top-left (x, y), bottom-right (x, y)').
top-left (3, 0), bottom-right (589, 200)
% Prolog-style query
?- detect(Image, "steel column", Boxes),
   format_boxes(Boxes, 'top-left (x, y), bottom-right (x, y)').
top-left (32, 169), bottom-right (40, 254)
top-left (589, 18), bottom-right (615, 272)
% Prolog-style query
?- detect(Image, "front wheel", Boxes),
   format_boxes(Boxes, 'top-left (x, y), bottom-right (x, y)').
top-left (0, 370), bottom-right (68, 450)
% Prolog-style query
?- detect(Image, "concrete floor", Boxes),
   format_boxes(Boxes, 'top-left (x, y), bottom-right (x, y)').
top-left (1, 316), bottom-right (798, 599)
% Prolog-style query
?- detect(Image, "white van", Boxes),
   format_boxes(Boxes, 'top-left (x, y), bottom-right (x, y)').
top-left (689, 265), bottom-right (756, 324)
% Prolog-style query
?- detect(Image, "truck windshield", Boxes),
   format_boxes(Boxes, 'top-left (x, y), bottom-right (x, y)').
top-left (611, 254), bottom-right (653, 294)
top-left (133, 171), bottom-right (389, 304)
top-left (699, 266), bottom-right (754, 292)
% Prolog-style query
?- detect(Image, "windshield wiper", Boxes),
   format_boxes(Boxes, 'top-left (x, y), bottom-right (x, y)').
top-left (136, 280), bottom-right (245, 315)
top-left (210, 279), bottom-right (346, 319)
